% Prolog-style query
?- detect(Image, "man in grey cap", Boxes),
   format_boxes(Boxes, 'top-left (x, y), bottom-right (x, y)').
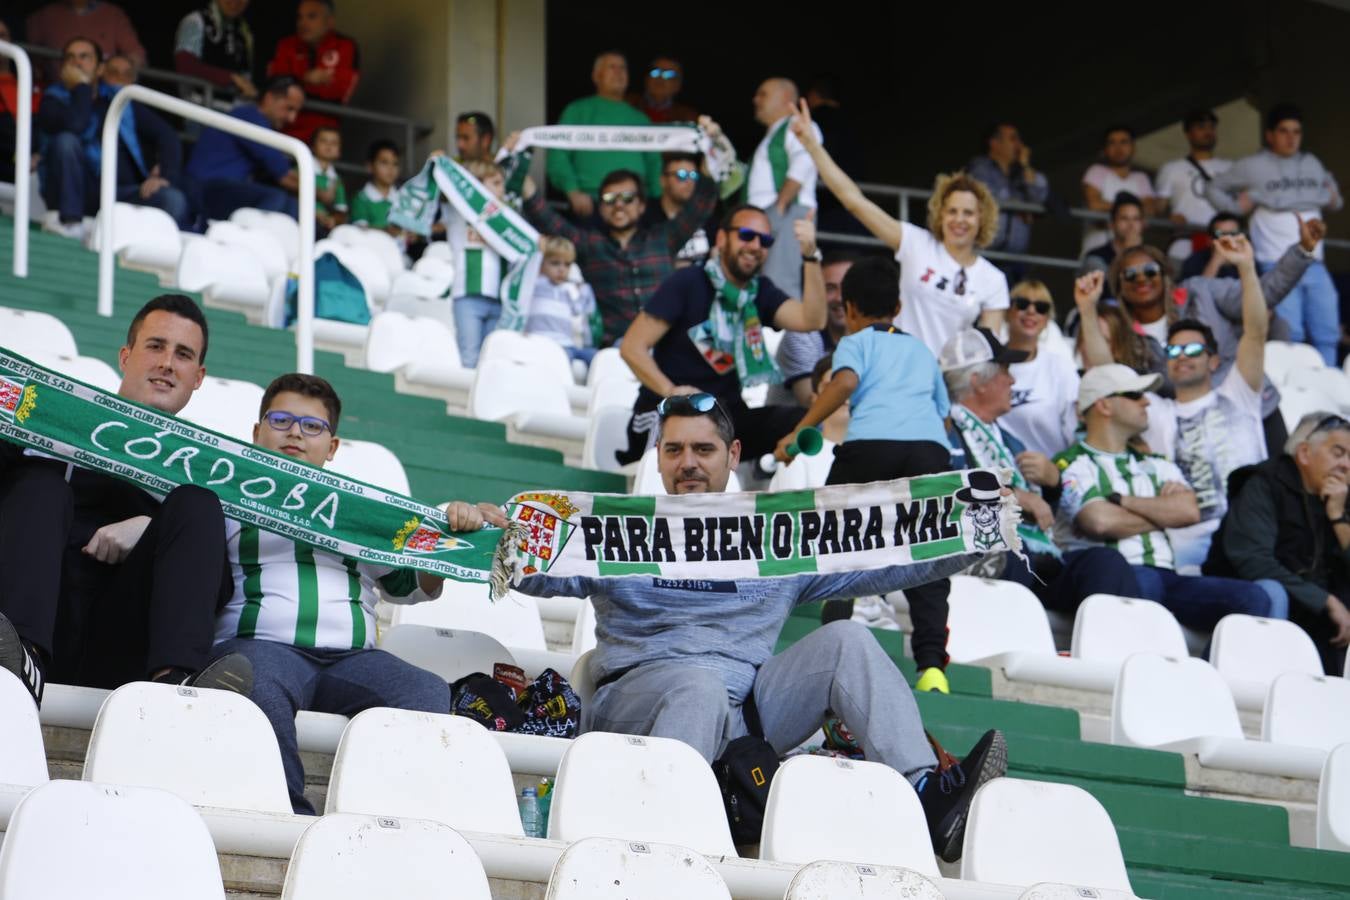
top-left (1052, 364), bottom-right (1272, 628)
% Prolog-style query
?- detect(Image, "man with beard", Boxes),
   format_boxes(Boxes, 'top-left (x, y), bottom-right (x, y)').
top-left (617, 204), bottom-right (825, 465)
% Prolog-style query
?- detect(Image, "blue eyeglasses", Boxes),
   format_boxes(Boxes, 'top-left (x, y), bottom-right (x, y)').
top-left (649, 68), bottom-right (679, 80)
top-left (263, 410), bottom-right (333, 437)
top-left (667, 168), bottom-right (699, 182)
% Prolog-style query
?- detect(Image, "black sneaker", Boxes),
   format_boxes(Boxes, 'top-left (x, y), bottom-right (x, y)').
top-left (0, 611), bottom-right (45, 706)
top-left (150, 653), bottom-right (253, 696)
top-left (915, 729), bottom-right (1007, 863)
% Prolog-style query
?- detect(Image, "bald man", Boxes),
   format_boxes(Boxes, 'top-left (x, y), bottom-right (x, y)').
top-left (750, 77), bottom-right (823, 297)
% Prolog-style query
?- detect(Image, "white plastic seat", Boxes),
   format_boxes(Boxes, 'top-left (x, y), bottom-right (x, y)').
top-left (0, 668), bottom-right (48, 787)
top-left (468, 357), bottom-right (574, 423)
top-left (0, 306), bottom-right (79, 358)
top-left (328, 437), bottom-right (411, 494)
top-left (545, 837), bottom-right (731, 900)
top-left (330, 224), bottom-right (407, 280)
top-left (1210, 613), bottom-right (1323, 710)
top-left (377, 624), bottom-right (517, 683)
top-left (230, 207), bottom-right (300, 263)
top-left (585, 346), bottom-right (636, 387)
top-left (760, 755), bottom-right (939, 876)
top-left (82, 681), bottom-right (292, 813)
top-left (364, 310), bottom-right (456, 372)
top-left (1110, 653), bottom-right (1326, 779)
top-left (1263, 672), bottom-right (1350, 750)
top-left (548, 731), bottom-right (737, 854)
top-left (1285, 366), bottom-right (1350, 413)
top-left (325, 707), bottom-right (523, 835)
top-left (479, 329), bottom-right (572, 378)
top-left (1265, 340), bottom-right (1326, 386)
top-left (314, 239), bottom-right (392, 304)
top-left (1064, 594), bottom-right (1191, 691)
top-left (1318, 742), bottom-right (1350, 851)
top-left (282, 812), bottom-right (490, 899)
top-left (0, 780), bottom-right (225, 899)
top-left (631, 446), bottom-right (742, 494)
top-left (93, 202), bottom-right (183, 274)
top-left (179, 375), bottom-right (266, 442)
top-left (582, 404), bottom-right (635, 472)
top-left (176, 239), bottom-right (271, 315)
top-left (24, 350), bottom-right (120, 391)
top-left (960, 778), bottom-right (1134, 893)
top-left (1280, 384), bottom-right (1339, 434)
top-left (783, 861), bottom-right (946, 900)
top-left (570, 599), bottom-right (597, 656)
top-left (388, 581), bottom-right (548, 650)
top-left (205, 219), bottom-right (289, 283)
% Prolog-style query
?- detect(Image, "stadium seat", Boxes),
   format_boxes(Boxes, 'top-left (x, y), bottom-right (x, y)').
top-left (205, 220), bottom-right (289, 283)
top-left (328, 437), bottom-right (412, 494)
top-left (1279, 384), bottom-right (1339, 434)
top-left (179, 375), bottom-right (266, 442)
top-left (329, 224), bottom-right (406, 281)
top-left (82, 681), bottom-right (292, 813)
top-left (364, 310), bottom-right (460, 373)
top-left (548, 731), bottom-right (737, 854)
top-left (569, 649), bottom-right (597, 704)
top-left (0, 306), bottom-right (79, 358)
top-left (388, 581), bottom-right (548, 650)
top-left (1110, 653), bottom-right (1326, 779)
top-left (1318, 742), bottom-right (1350, 851)
top-left (176, 239), bottom-right (270, 319)
top-left (0, 668), bottom-right (48, 787)
top-left (470, 360), bottom-right (588, 451)
top-left (945, 576), bottom-right (1057, 662)
top-left (480, 330), bottom-right (589, 411)
top-left (230, 207), bottom-right (300, 263)
top-left (581, 377), bottom-right (641, 472)
top-left (0, 780), bottom-right (225, 900)
top-left (570, 599), bottom-right (597, 656)
top-left (782, 861), bottom-right (945, 900)
top-left (313, 239), bottom-right (391, 304)
top-left (92, 202), bottom-right (182, 277)
top-left (282, 812), bottom-right (491, 899)
top-left (760, 755), bottom-right (939, 876)
top-left (585, 346), bottom-right (636, 388)
top-left (25, 350), bottom-right (120, 391)
top-left (377, 624), bottom-right (517, 683)
top-left (960, 778), bottom-right (1135, 894)
top-left (1265, 340), bottom-right (1326, 386)
top-left (632, 447), bottom-right (743, 494)
top-left (1210, 613), bottom-right (1323, 711)
top-left (1262, 672), bottom-right (1350, 750)
top-left (545, 837), bottom-right (732, 899)
top-left (1063, 594), bottom-right (1191, 691)
top-left (325, 707), bottom-right (524, 836)
top-left (1284, 366), bottom-right (1350, 414)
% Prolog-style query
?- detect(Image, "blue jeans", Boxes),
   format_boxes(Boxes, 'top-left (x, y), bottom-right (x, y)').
top-left (200, 177), bottom-right (299, 221)
top-left (1264, 259), bottom-right (1340, 365)
top-left (1254, 578), bottom-right (1290, 621)
top-left (43, 131), bottom-right (192, 228)
top-left (1004, 546), bottom-right (1141, 613)
top-left (1131, 565), bottom-right (1271, 631)
top-left (453, 294), bottom-right (502, 368)
top-left (212, 637), bottom-right (450, 814)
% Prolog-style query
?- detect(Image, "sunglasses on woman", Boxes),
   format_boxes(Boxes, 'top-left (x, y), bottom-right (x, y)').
top-left (263, 410), bottom-right (333, 437)
top-left (1012, 297), bottom-right (1052, 315)
top-left (1121, 262), bottom-right (1162, 283)
top-left (1165, 342), bottom-right (1210, 359)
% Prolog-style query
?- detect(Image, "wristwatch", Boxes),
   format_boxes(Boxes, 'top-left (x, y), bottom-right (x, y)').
top-left (1335, 511), bottom-right (1350, 526)
top-left (1107, 491), bottom-right (1123, 506)
top-left (802, 249), bottom-right (823, 263)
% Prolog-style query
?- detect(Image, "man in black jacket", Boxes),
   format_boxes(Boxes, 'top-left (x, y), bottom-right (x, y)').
top-left (39, 36), bottom-right (193, 239)
top-left (1206, 411), bottom-right (1350, 672)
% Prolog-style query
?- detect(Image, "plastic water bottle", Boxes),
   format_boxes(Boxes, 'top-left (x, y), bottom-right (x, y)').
top-left (536, 777), bottom-right (552, 832)
top-left (518, 787), bottom-right (541, 838)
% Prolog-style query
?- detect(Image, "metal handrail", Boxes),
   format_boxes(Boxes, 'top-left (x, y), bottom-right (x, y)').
top-left (97, 85), bottom-right (317, 374)
top-left (19, 42), bottom-right (433, 175)
top-left (0, 41), bottom-right (31, 277)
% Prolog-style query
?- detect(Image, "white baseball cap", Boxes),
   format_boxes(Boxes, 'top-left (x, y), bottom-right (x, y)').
top-left (1077, 364), bottom-right (1163, 415)
top-left (938, 327), bottom-right (1029, 373)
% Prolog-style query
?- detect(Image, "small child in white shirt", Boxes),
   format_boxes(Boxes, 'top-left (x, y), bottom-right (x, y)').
top-left (524, 235), bottom-right (598, 368)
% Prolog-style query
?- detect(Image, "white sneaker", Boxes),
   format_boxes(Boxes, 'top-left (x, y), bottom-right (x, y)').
top-left (41, 213), bottom-right (88, 241)
top-left (851, 595), bottom-right (901, 631)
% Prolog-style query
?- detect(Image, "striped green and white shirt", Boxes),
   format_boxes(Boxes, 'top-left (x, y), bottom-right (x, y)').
top-left (1052, 441), bottom-right (1188, 569)
top-left (216, 519), bottom-right (435, 650)
top-left (448, 217), bottom-right (506, 300)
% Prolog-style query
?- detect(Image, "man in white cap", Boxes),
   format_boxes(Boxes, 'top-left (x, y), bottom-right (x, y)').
top-left (1052, 364), bottom-right (1272, 628)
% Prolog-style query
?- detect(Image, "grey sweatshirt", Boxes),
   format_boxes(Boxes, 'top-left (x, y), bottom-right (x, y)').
top-left (516, 553), bottom-right (978, 701)
top-left (1205, 149), bottom-right (1342, 261)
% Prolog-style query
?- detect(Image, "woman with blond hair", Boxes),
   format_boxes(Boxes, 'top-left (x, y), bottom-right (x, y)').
top-left (1000, 279), bottom-right (1081, 457)
top-left (790, 100), bottom-right (1009, 354)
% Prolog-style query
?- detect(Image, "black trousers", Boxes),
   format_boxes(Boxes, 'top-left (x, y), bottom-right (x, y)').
top-left (619, 392), bottom-right (804, 465)
top-left (0, 450), bottom-right (230, 688)
top-left (823, 439), bottom-right (954, 671)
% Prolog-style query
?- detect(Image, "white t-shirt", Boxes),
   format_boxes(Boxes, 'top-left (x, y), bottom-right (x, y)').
top-left (217, 520), bottom-right (435, 650)
top-left (748, 116), bottom-right (822, 209)
top-left (1002, 350), bottom-right (1081, 457)
top-left (1055, 442), bottom-right (1187, 569)
top-left (1081, 164), bottom-right (1156, 251)
top-left (1251, 208), bottom-right (1323, 263)
top-left (1155, 156), bottom-right (1233, 258)
top-left (894, 221), bottom-right (1010, 356)
top-left (1137, 316), bottom-right (1169, 346)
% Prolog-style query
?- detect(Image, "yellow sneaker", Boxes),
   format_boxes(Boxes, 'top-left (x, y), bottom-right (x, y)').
top-left (916, 667), bottom-right (950, 694)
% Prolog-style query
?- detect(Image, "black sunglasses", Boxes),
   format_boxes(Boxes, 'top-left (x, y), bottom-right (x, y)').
top-left (1110, 391), bottom-right (1146, 402)
top-left (1012, 297), bottom-right (1052, 315)
top-left (657, 393), bottom-right (719, 417)
top-left (1166, 342), bottom-right (1210, 359)
top-left (600, 190), bottom-right (640, 206)
top-left (1122, 262), bottom-right (1162, 283)
top-left (728, 226), bottom-right (775, 248)
top-left (1313, 414), bottom-right (1350, 434)
top-left (1212, 228), bottom-right (1243, 240)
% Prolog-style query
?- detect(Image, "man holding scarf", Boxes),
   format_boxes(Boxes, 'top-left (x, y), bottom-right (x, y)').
top-left (941, 327), bottom-right (1141, 614)
top-left (617, 203), bottom-right (825, 465)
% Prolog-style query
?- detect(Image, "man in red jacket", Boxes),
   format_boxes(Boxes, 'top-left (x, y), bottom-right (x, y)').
top-left (266, 0), bottom-right (359, 142)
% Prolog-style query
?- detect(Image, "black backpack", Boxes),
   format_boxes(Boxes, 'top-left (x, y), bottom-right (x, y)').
top-left (711, 693), bottom-right (780, 845)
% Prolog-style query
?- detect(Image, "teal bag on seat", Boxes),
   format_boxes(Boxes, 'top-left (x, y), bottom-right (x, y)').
top-left (283, 252), bottom-right (372, 327)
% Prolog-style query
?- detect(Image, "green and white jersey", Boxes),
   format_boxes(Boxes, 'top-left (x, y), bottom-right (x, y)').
top-left (446, 215), bottom-right (506, 300)
top-left (216, 519), bottom-right (433, 650)
top-left (1052, 441), bottom-right (1187, 569)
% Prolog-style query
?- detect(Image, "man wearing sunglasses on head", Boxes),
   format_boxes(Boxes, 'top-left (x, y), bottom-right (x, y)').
top-left (1053, 365), bottom-right (1272, 630)
top-left (640, 152), bottom-right (715, 268)
top-left (618, 202), bottom-right (825, 466)
top-left (513, 394), bottom-right (1009, 863)
top-left (1139, 234), bottom-right (1279, 576)
top-left (1206, 412), bottom-right (1350, 673)
top-left (627, 56), bottom-right (696, 125)
top-left (522, 116), bottom-right (723, 347)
